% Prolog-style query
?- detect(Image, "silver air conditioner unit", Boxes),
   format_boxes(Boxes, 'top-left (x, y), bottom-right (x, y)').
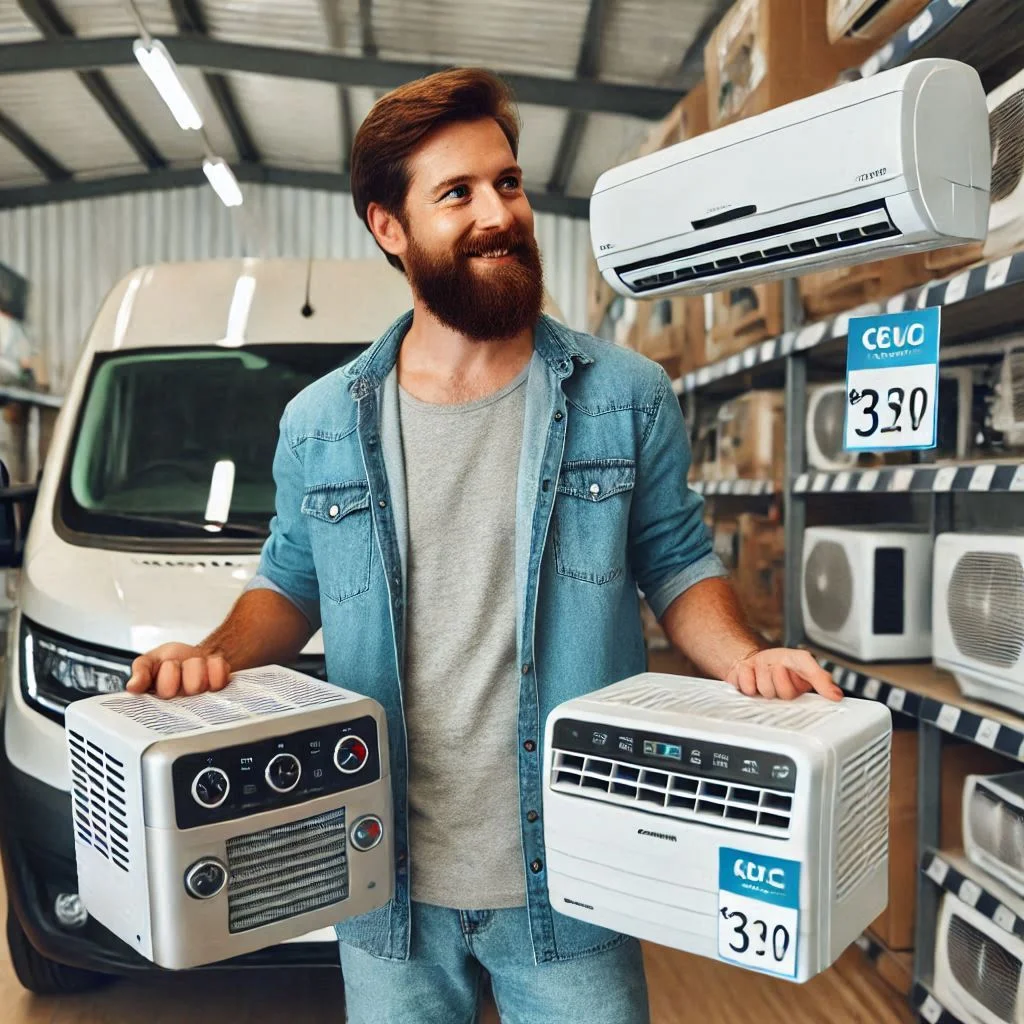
top-left (963, 771), bottom-right (1024, 899)
top-left (590, 58), bottom-right (990, 298)
top-left (64, 665), bottom-right (393, 969)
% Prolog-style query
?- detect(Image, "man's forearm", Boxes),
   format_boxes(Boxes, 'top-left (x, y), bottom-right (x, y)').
top-left (659, 576), bottom-right (769, 680)
top-left (198, 588), bottom-right (315, 670)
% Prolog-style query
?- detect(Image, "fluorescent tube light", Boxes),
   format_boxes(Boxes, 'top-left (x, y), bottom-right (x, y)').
top-left (203, 157), bottom-right (244, 208)
top-left (132, 38), bottom-right (203, 131)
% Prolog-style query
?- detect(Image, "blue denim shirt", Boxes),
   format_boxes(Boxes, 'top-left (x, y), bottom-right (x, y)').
top-left (247, 310), bottom-right (726, 964)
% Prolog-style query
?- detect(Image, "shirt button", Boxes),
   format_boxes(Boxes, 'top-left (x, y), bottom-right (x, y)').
top-left (526, 810), bottom-right (539, 823)
top-left (553, 411), bottom-right (563, 422)
top-left (329, 504), bottom-right (340, 518)
top-left (523, 740), bottom-right (536, 752)
top-left (589, 483), bottom-right (600, 496)
top-left (378, 499), bottom-right (387, 509)
top-left (521, 663), bottom-right (531, 675)
top-left (530, 859), bottom-right (543, 873)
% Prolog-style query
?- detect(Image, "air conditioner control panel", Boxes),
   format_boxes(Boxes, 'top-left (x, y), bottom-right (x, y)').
top-left (171, 714), bottom-right (381, 829)
top-left (551, 717), bottom-right (798, 793)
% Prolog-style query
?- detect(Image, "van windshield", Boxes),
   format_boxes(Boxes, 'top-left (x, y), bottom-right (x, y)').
top-left (58, 344), bottom-right (365, 545)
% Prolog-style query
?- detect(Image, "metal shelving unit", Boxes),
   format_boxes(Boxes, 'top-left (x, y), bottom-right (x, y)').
top-left (690, 478), bottom-right (776, 496)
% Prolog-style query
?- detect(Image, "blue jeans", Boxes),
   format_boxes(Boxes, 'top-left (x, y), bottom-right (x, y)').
top-left (338, 902), bottom-right (650, 1024)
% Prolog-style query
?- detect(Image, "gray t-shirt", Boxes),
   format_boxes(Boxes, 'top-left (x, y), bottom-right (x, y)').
top-left (398, 364), bottom-right (530, 909)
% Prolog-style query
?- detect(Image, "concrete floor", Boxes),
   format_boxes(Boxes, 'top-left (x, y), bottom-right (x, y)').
top-left (0, 875), bottom-right (913, 1024)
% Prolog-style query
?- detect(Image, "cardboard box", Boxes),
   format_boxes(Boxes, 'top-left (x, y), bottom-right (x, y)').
top-left (827, 0), bottom-right (930, 44)
top-left (923, 241), bottom-right (985, 278)
top-left (870, 729), bottom-right (1011, 950)
top-left (716, 390), bottom-right (785, 484)
top-left (636, 295), bottom-right (707, 378)
top-left (705, 0), bottom-right (871, 129)
top-left (704, 283), bottom-right (784, 364)
top-left (799, 253), bottom-right (935, 320)
top-left (733, 512), bottom-right (784, 638)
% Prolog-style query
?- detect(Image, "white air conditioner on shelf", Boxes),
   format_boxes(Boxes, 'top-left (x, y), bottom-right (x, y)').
top-left (802, 526), bottom-right (932, 661)
top-left (590, 59), bottom-right (990, 298)
top-left (934, 890), bottom-right (1024, 1024)
top-left (64, 665), bottom-right (393, 970)
top-left (983, 68), bottom-right (1024, 262)
top-left (989, 342), bottom-right (1024, 448)
top-left (963, 771), bottom-right (1024, 899)
top-left (807, 384), bottom-right (857, 472)
top-left (933, 532), bottom-right (1024, 715)
top-left (543, 673), bottom-right (892, 983)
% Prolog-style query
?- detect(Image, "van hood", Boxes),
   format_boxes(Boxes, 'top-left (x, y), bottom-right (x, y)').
top-left (19, 544), bottom-right (323, 656)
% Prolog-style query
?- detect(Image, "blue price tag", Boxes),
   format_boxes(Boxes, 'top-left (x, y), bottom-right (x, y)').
top-left (718, 847), bottom-right (800, 978)
top-left (844, 306), bottom-right (942, 451)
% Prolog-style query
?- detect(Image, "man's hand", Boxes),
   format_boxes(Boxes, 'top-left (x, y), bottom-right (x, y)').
top-left (725, 647), bottom-right (843, 702)
top-left (126, 643), bottom-right (231, 700)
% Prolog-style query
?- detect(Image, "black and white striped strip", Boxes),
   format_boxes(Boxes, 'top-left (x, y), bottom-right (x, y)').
top-left (913, 981), bottom-right (968, 1024)
top-left (691, 479), bottom-right (776, 496)
top-left (858, 0), bottom-right (979, 80)
top-left (679, 252), bottom-right (1024, 394)
top-left (921, 850), bottom-right (1024, 942)
top-left (819, 658), bottom-right (1024, 762)
top-left (792, 463), bottom-right (1024, 495)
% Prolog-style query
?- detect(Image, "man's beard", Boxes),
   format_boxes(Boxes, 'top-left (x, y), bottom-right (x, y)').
top-left (402, 225), bottom-right (545, 341)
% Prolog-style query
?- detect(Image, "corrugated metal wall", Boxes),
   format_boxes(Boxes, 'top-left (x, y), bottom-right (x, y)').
top-left (0, 184), bottom-right (591, 393)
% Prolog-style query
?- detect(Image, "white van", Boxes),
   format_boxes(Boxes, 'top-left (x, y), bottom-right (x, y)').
top-left (0, 257), bottom-right (419, 992)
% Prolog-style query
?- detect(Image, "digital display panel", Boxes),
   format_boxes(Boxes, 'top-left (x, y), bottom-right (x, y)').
top-left (643, 740), bottom-right (682, 761)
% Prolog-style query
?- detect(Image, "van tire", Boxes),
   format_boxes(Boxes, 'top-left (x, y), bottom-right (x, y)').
top-left (7, 909), bottom-right (111, 995)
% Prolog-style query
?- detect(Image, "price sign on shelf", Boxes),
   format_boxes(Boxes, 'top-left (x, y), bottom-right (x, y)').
top-left (718, 847), bottom-right (800, 979)
top-left (845, 306), bottom-right (942, 452)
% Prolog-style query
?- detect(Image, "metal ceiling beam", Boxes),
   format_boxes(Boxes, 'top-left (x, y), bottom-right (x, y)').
top-left (0, 109), bottom-right (70, 181)
top-left (315, 0), bottom-right (353, 173)
top-left (0, 35), bottom-right (682, 119)
top-left (668, 0), bottom-right (735, 93)
top-left (14, 0), bottom-right (165, 170)
top-left (547, 0), bottom-right (611, 195)
top-left (359, 0), bottom-right (378, 58)
top-left (167, 0), bottom-right (260, 163)
top-left (0, 163), bottom-right (591, 218)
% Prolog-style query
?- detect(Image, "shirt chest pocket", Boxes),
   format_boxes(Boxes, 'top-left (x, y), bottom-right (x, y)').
top-left (552, 459), bottom-right (635, 585)
top-left (301, 482), bottom-right (373, 604)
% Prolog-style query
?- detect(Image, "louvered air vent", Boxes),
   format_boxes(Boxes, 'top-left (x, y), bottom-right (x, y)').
top-left (947, 910), bottom-right (1021, 1022)
top-left (968, 781), bottom-right (1024, 880)
top-left (617, 200), bottom-right (899, 294)
top-left (68, 729), bottom-right (130, 872)
top-left (804, 539), bottom-right (855, 635)
top-left (834, 733), bottom-right (890, 902)
top-left (948, 551), bottom-right (1024, 668)
top-left (226, 807), bottom-right (349, 933)
top-left (550, 750), bottom-right (793, 835)
top-left (594, 678), bottom-right (838, 733)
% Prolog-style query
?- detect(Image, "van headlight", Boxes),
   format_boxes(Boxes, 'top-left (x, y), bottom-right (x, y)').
top-left (20, 619), bottom-right (132, 721)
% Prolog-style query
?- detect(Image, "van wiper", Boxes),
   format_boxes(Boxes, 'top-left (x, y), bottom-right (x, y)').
top-left (95, 511), bottom-right (269, 538)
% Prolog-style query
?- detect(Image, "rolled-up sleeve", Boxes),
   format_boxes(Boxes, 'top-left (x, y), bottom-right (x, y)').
top-left (628, 370), bottom-right (728, 619)
top-left (244, 406), bottom-right (322, 631)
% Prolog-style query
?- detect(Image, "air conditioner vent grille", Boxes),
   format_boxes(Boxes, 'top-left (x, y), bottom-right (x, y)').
top-left (804, 540), bottom-right (855, 635)
top-left (68, 730), bottom-right (130, 872)
top-left (550, 750), bottom-right (793, 835)
top-left (835, 733), bottom-right (890, 902)
top-left (947, 910), bottom-right (1021, 1022)
top-left (226, 807), bottom-right (348, 933)
top-left (948, 552), bottom-right (1024, 668)
top-left (968, 783), bottom-right (1024, 874)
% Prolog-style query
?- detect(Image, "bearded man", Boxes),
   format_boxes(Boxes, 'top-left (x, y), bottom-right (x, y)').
top-left (127, 67), bottom-right (840, 1024)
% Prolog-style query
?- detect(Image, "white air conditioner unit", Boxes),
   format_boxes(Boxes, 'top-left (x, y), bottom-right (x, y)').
top-left (983, 68), bottom-right (1024, 262)
top-left (989, 342), bottom-right (1024, 448)
top-left (590, 59), bottom-right (990, 298)
top-left (934, 890), bottom-right (1024, 1024)
top-left (543, 673), bottom-right (892, 983)
top-left (933, 532), bottom-right (1024, 716)
top-left (64, 665), bottom-right (393, 969)
top-left (963, 771), bottom-right (1024, 899)
top-left (802, 526), bottom-right (932, 661)
top-left (807, 384), bottom-right (857, 472)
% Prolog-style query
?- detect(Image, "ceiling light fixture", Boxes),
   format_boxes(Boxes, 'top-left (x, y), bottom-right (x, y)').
top-left (203, 157), bottom-right (244, 208)
top-left (133, 38), bottom-right (203, 131)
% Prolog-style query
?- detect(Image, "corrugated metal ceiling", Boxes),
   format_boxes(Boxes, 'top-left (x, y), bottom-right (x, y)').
top-left (0, 0), bottom-right (712, 203)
